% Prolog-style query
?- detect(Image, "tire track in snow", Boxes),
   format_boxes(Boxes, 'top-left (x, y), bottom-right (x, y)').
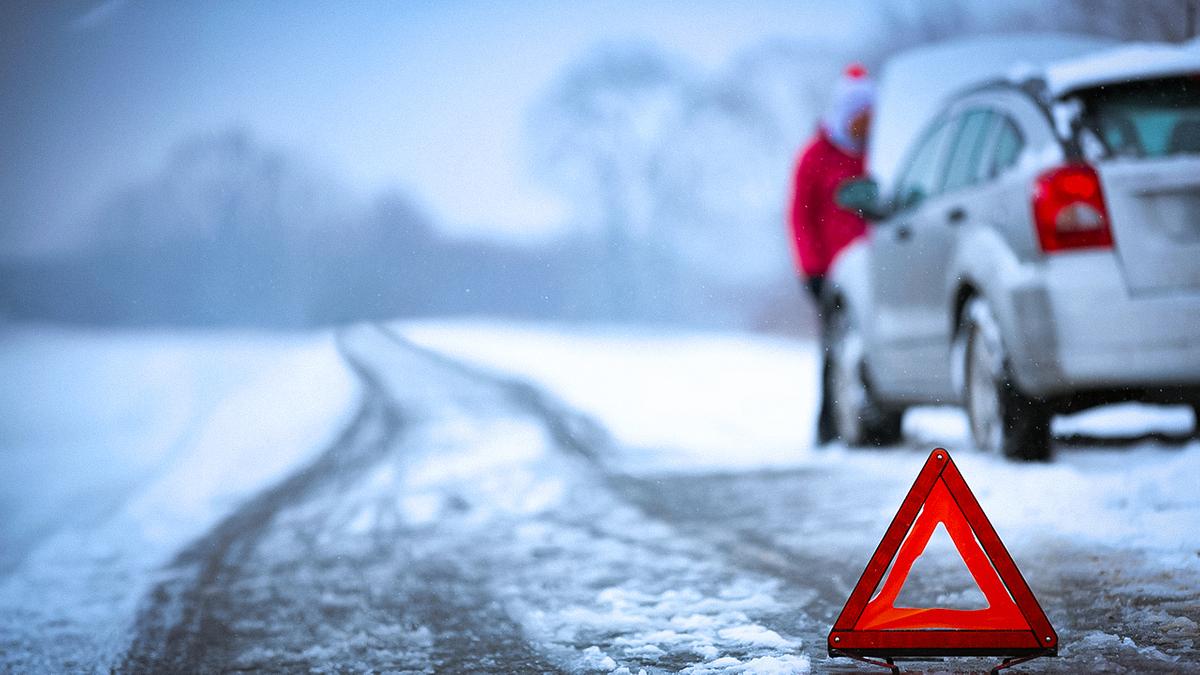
top-left (123, 324), bottom-right (821, 673)
top-left (120, 332), bottom-right (400, 669)
top-left (374, 324), bottom-right (609, 465)
top-left (120, 326), bottom-right (557, 673)
top-left (373, 326), bottom-right (821, 672)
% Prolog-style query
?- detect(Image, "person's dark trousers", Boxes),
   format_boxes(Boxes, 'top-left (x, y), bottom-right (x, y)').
top-left (805, 276), bottom-right (824, 299)
top-left (804, 276), bottom-right (837, 444)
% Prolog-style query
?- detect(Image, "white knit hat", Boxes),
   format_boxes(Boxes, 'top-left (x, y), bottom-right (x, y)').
top-left (822, 63), bottom-right (875, 155)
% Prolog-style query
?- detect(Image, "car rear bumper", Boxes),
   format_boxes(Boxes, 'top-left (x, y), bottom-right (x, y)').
top-left (1003, 252), bottom-right (1200, 399)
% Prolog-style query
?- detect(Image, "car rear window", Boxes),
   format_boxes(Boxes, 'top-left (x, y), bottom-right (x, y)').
top-left (1078, 76), bottom-right (1200, 158)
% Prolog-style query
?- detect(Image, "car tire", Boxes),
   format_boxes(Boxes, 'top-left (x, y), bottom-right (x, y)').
top-left (958, 297), bottom-right (1052, 461)
top-left (821, 308), bottom-right (903, 447)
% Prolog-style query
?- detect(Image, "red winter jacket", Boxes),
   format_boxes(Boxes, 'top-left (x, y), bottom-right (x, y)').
top-left (787, 129), bottom-right (868, 278)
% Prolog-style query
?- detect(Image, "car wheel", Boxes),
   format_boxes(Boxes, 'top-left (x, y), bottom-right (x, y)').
top-left (821, 309), bottom-right (903, 447)
top-left (959, 297), bottom-right (1051, 461)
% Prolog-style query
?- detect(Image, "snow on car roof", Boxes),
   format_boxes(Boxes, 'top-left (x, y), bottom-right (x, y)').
top-left (869, 33), bottom-right (1115, 190)
top-left (1044, 40), bottom-right (1200, 97)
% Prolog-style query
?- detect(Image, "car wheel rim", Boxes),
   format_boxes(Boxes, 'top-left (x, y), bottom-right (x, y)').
top-left (831, 320), bottom-right (868, 444)
top-left (966, 324), bottom-right (1003, 453)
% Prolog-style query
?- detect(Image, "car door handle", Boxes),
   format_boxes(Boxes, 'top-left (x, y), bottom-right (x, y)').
top-left (895, 224), bottom-right (912, 241)
top-left (947, 206), bottom-right (966, 225)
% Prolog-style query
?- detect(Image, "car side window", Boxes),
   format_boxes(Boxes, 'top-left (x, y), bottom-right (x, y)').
top-left (894, 117), bottom-right (952, 212)
top-left (988, 116), bottom-right (1023, 178)
top-left (942, 109), bottom-right (995, 192)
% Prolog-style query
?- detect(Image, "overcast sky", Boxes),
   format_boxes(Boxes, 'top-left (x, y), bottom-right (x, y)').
top-left (0, 0), bottom-right (871, 255)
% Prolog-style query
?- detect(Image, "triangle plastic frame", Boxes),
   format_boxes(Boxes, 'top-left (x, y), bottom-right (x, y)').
top-left (828, 448), bottom-right (1057, 661)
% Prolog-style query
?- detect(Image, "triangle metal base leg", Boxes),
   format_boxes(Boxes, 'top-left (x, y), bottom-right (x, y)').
top-left (989, 653), bottom-right (1046, 674)
top-left (830, 650), bottom-right (900, 674)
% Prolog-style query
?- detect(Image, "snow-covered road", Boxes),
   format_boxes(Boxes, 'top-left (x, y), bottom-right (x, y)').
top-left (1, 321), bottom-right (1196, 673)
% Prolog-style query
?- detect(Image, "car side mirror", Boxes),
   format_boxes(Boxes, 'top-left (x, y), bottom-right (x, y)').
top-left (835, 177), bottom-right (889, 221)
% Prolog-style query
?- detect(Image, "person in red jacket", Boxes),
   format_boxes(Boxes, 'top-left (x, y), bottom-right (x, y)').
top-left (788, 63), bottom-right (875, 301)
top-left (789, 64), bottom-right (875, 444)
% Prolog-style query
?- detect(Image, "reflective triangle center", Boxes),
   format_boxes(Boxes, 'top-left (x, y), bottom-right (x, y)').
top-left (895, 522), bottom-right (988, 610)
top-left (853, 480), bottom-right (1029, 631)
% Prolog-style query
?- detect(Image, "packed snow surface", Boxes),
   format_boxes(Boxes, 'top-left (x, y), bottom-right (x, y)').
top-left (400, 320), bottom-right (820, 474)
top-left (3, 319), bottom-right (1196, 672)
top-left (0, 325), bottom-right (357, 671)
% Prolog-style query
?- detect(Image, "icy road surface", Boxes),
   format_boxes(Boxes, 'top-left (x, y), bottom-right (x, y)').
top-left (1, 321), bottom-right (1197, 673)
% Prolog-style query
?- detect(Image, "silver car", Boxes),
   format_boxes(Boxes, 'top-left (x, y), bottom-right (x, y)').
top-left (824, 43), bottom-right (1200, 460)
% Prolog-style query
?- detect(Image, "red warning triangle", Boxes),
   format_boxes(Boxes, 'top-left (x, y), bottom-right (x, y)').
top-left (829, 448), bottom-right (1056, 660)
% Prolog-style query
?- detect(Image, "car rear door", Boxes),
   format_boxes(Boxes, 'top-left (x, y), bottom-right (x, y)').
top-left (872, 108), bottom-right (999, 399)
top-left (915, 107), bottom-right (998, 368)
top-left (870, 115), bottom-right (957, 399)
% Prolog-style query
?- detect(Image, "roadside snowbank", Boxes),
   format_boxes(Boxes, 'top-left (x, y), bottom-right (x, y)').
top-left (400, 320), bottom-right (819, 474)
top-left (0, 325), bottom-right (357, 671)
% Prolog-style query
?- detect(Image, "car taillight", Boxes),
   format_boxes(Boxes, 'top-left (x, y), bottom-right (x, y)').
top-left (1031, 164), bottom-right (1113, 252)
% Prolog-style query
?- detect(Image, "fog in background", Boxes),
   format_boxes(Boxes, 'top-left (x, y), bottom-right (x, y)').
top-left (1, 0), bottom-right (1190, 331)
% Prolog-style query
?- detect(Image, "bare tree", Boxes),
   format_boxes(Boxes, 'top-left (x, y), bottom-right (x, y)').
top-left (528, 42), bottom-right (692, 320)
